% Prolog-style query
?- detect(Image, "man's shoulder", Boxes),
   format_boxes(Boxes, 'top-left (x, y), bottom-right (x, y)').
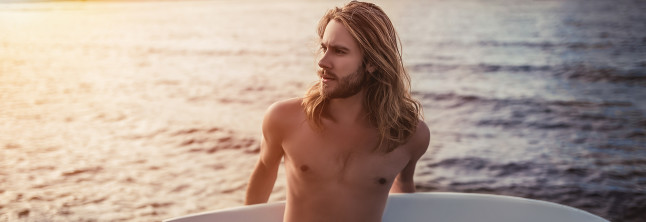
top-left (415, 120), bottom-right (430, 139)
top-left (404, 120), bottom-right (430, 157)
top-left (263, 97), bottom-right (304, 126)
top-left (262, 97), bottom-right (305, 139)
top-left (266, 97), bottom-right (303, 116)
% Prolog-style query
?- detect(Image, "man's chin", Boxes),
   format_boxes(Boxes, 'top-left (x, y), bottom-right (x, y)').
top-left (320, 84), bottom-right (334, 94)
top-left (320, 88), bottom-right (340, 99)
top-left (320, 91), bottom-right (333, 99)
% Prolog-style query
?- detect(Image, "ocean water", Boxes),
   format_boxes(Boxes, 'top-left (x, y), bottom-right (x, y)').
top-left (0, 0), bottom-right (644, 221)
top-left (399, 0), bottom-right (646, 221)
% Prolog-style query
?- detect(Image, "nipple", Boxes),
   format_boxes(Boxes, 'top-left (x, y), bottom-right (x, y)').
top-left (378, 178), bottom-right (386, 185)
top-left (300, 165), bottom-right (309, 172)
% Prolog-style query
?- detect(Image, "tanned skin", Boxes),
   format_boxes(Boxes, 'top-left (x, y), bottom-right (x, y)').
top-left (245, 20), bottom-right (430, 222)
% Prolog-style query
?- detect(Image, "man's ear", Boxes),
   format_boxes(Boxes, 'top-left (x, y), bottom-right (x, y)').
top-left (366, 63), bottom-right (377, 74)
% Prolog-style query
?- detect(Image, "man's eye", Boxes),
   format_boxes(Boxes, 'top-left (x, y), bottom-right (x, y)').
top-left (335, 49), bottom-right (345, 54)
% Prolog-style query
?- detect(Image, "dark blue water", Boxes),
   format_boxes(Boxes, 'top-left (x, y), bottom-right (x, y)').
top-left (398, 0), bottom-right (646, 221)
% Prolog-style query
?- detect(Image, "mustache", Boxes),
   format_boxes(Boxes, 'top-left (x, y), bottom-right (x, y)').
top-left (317, 69), bottom-right (337, 79)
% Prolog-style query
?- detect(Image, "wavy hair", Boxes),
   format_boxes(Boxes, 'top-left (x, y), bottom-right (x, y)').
top-left (302, 1), bottom-right (422, 153)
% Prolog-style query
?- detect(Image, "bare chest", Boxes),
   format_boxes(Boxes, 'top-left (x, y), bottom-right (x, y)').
top-left (282, 123), bottom-right (410, 189)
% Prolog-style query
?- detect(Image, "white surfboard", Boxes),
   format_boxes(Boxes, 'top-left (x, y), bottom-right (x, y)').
top-left (164, 192), bottom-right (609, 222)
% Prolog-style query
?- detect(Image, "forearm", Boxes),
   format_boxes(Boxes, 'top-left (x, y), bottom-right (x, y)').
top-left (244, 162), bottom-right (279, 205)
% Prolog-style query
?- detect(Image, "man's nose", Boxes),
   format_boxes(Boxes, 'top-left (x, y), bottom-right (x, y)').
top-left (318, 52), bottom-right (332, 70)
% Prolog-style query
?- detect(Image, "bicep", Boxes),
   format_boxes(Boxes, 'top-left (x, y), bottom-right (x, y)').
top-left (258, 134), bottom-right (284, 167)
top-left (257, 103), bottom-right (287, 167)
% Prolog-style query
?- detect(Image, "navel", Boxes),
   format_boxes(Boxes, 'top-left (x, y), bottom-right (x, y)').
top-left (377, 177), bottom-right (387, 185)
top-left (300, 164), bottom-right (309, 172)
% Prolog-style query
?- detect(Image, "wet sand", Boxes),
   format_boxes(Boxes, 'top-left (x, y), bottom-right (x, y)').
top-left (1, 0), bottom-right (645, 221)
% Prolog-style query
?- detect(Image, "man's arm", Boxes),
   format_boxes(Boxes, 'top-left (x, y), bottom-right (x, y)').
top-left (244, 102), bottom-right (287, 205)
top-left (390, 121), bottom-right (430, 193)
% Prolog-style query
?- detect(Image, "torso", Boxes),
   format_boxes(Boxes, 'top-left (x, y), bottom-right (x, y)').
top-left (279, 100), bottom-right (412, 222)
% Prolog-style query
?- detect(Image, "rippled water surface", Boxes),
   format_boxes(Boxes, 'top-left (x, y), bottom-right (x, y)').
top-left (1, 0), bottom-right (644, 221)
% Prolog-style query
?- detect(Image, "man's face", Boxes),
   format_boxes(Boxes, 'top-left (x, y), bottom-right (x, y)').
top-left (318, 19), bottom-right (365, 99)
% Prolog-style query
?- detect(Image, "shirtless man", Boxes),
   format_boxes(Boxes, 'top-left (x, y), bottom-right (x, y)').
top-left (244, 1), bottom-right (430, 221)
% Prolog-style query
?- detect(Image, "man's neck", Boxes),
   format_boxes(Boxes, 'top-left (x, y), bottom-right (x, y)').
top-left (326, 89), bottom-right (367, 125)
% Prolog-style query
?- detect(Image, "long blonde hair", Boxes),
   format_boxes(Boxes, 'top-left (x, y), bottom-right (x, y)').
top-left (302, 1), bottom-right (422, 153)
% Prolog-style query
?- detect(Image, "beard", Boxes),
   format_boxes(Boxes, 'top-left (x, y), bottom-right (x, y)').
top-left (319, 66), bottom-right (366, 99)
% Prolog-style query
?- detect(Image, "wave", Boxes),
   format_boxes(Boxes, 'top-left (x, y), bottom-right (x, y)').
top-left (408, 63), bottom-right (646, 85)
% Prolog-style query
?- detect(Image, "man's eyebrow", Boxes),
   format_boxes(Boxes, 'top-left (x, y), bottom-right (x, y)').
top-left (321, 43), bottom-right (350, 52)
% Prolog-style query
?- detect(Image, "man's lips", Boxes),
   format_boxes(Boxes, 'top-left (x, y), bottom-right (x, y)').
top-left (319, 70), bottom-right (336, 82)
